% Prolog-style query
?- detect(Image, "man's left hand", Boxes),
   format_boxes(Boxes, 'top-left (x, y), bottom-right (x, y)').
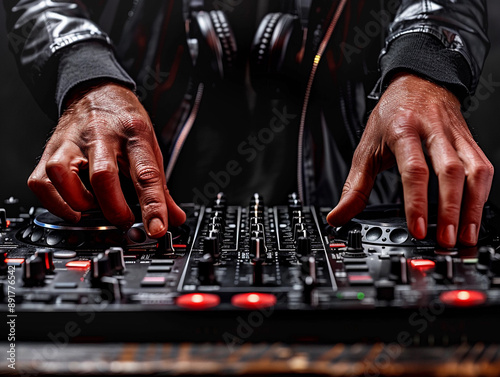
top-left (327, 73), bottom-right (494, 248)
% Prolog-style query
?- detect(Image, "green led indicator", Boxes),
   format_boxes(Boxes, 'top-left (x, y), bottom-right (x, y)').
top-left (357, 292), bottom-right (365, 300)
top-left (336, 293), bottom-right (343, 299)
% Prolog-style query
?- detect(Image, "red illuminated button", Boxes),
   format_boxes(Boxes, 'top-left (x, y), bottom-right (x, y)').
top-left (177, 293), bottom-right (220, 310)
top-left (440, 290), bottom-right (487, 307)
top-left (66, 260), bottom-right (91, 269)
top-left (6, 220), bottom-right (11, 228)
top-left (5, 258), bottom-right (24, 265)
top-left (173, 244), bottom-right (187, 249)
top-left (231, 293), bottom-right (277, 309)
top-left (330, 243), bottom-right (346, 249)
top-left (410, 259), bottom-right (436, 270)
top-left (348, 274), bottom-right (374, 285)
top-left (141, 276), bottom-right (166, 287)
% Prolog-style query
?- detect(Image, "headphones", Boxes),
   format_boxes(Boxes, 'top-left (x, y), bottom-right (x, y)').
top-left (184, 0), bottom-right (238, 84)
top-left (249, 0), bottom-right (313, 97)
top-left (184, 0), bottom-right (314, 93)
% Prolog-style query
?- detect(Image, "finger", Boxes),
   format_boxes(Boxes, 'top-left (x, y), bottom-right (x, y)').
top-left (455, 141), bottom-right (494, 246)
top-left (128, 141), bottom-right (170, 238)
top-left (426, 134), bottom-right (465, 248)
top-left (327, 147), bottom-right (378, 227)
top-left (88, 142), bottom-right (135, 229)
top-left (165, 187), bottom-right (186, 226)
top-left (27, 165), bottom-right (81, 222)
top-left (45, 141), bottom-right (95, 211)
top-left (391, 130), bottom-right (429, 240)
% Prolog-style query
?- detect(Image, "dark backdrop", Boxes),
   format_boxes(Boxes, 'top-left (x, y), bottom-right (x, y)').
top-left (1, 2), bottom-right (499, 208)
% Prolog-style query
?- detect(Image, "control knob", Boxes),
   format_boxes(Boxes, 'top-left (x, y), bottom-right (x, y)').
top-left (90, 253), bottom-right (113, 282)
top-left (0, 252), bottom-right (7, 276)
top-left (477, 246), bottom-right (494, 271)
top-left (252, 258), bottom-right (264, 286)
top-left (23, 255), bottom-right (46, 286)
top-left (203, 236), bottom-right (220, 259)
top-left (250, 236), bottom-right (265, 259)
top-left (389, 255), bottom-right (408, 284)
top-left (198, 254), bottom-right (217, 285)
top-left (0, 208), bottom-right (6, 229)
top-left (345, 229), bottom-right (367, 257)
top-left (105, 247), bottom-right (126, 273)
top-left (35, 250), bottom-right (55, 274)
top-left (157, 231), bottom-right (175, 254)
top-left (296, 235), bottom-right (311, 256)
top-left (434, 256), bottom-right (454, 281)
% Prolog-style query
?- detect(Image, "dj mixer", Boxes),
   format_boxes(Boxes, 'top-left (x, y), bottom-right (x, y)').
top-left (2, 193), bottom-right (500, 345)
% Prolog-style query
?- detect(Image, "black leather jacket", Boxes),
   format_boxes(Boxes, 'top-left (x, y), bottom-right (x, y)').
top-left (3, 0), bottom-right (490, 205)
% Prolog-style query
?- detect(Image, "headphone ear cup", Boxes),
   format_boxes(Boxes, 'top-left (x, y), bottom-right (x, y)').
top-left (209, 10), bottom-right (238, 81)
top-left (250, 12), bottom-right (303, 97)
top-left (191, 10), bottom-right (237, 83)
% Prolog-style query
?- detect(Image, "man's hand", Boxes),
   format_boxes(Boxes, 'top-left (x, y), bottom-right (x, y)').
top-left (28, 82), bottom-right (186, 238)
top-left (327, 73), bottom-right (493, 248)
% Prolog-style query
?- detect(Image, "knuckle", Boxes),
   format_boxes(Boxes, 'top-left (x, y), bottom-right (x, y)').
top-left (90, 162), bottom-right (118, 186)
top-left (442, 201), bottom-right (462, 216)
top-left (141, 201), bottom-right (163, 217)
top-left (392, 110), bottom-right (420, 130)
top-left (27, 175), bottom-right (50, 193)
top-left (405, 200), bottom-right (426, 216)
top-left (341, 182), bottom-right (369, 206)
top-left (135, 166), bottom-right (162, 188)
top-left (45, 159), bottom-right (66, 176)
top-left (401, 159), bottom-right (429, 180)
top-left (122, 117), bottom-right (152, 137)
top-left (441, 161), bottom-right (465, 179)
top-left (471, 162), bottom-right (495, 182)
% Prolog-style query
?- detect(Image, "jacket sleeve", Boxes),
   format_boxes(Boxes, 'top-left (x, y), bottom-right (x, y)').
top-left (3, 0), bottom-right (135, 119)
top-left (373, 0), bottom-right (489, 102)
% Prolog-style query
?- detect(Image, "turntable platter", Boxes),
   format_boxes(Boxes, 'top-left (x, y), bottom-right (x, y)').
top-left (34, 210), bottom-right (118, 231)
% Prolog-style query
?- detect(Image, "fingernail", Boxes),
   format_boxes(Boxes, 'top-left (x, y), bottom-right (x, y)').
top-left (415, 217), bottom-right (426, 239)
top-left (461, 223), bottom-right (477, 245)
top-left (148, 217), bottom-right (165, 236)
top-left (442, 224), bottom-right (456, 247)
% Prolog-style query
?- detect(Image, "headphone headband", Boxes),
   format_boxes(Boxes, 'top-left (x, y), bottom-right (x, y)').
top-left (295, 0), bottom-right (313, 27)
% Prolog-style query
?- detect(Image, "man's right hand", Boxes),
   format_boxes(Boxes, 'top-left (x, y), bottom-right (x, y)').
top-left (28, 82), bottom-right (186, 238)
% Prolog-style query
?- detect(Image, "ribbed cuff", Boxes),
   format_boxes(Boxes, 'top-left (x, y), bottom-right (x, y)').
top-left (56, 41), bottom-right (136, 116)
top-left (371, 33), bottom-right (472, 102)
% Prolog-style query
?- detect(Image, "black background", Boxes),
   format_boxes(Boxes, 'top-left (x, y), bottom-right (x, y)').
top-left (1, 2), bottom-right (499, 208)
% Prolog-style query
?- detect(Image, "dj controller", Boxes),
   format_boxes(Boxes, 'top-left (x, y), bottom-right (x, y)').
top-left (2, 193), bottom-right (500, 345)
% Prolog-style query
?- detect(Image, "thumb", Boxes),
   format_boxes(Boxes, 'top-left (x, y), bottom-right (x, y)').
top-left (327, 167), bottom-right (376, 227)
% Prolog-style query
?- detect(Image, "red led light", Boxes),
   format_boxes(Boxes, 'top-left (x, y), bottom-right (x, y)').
top-left (330, 243), bottom-right (346, 249)
top-left (410, 259), bottom-right (436, 270)
top-left (66, 260), bottom-right (91, 269)
top-left (177, 293), bottom-right (220, 310)
top-left (6, 220), bottom-right (11, 228)
top-left (440, 290), bottom-right (487, 307)
top-left (231, 293), bottom-right (277, 309)
top-left (5, 258), bottom-right (24, 265)
top-left (173, 244), bottom-right (187, 248)
top-left (348, 275), bottom-right (372, 281)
